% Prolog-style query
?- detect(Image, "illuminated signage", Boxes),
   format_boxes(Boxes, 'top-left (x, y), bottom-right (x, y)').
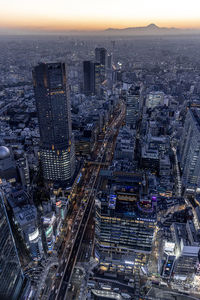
top-left (137, 217), bottom-right (156, 222)
top-left (45, 225), bottom-right (53, 237)
top-left (61, 209), bottom-right (64, 220)
top-left (125, 261), bottom-right (134, 265)
top-left (151, 196), bottom-right (157, 202)
top-left (77, 172), bottom-right (82, 184)
top-left (29, 228), bottom-right (39, 241)
top-left (164, 241), bottom-right (175, 252)
top-left (43, 217), bottom-right (51, 224)
top-left (43, 214), bottom-right (56, 225)
top-left (109, 194), bottom-right (116, 209)
top-left (56, 201), bottom-right (62, 208)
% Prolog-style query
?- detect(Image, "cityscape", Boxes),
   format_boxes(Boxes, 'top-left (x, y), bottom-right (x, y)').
top-left (1, 2), bottom-right (200, 300)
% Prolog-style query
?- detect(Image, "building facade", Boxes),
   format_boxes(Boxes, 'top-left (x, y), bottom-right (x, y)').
top-left (17, 156), bottom-right (30, 188)
top-left (126, 86), bottom-right (140, 129)
top-left (171, 222), bottom-right (200, 280)
top-left (0, 191), bottom-right (24, 299)
top-left (83, 61), bottom-right (101, 96)
top-left (179, 108), bottom-right (200, 190)
top-left (0, 146), bottom-right (17, 183)
top-left (13, 204), bottom-right (43, 260)
top-left (33, 62), bottom-right (75, 186)
top-left (83, 61), bottom-right (93, 95)
top-left (95, 48), bottom-right (107, 66)
top-left (95, 189), bottom-right (157, 273)
top-left (146, 91), bottom-right (165, 109)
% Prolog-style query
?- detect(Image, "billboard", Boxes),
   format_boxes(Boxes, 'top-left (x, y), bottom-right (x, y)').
top-left (29, 228), bottom-right (39, 241)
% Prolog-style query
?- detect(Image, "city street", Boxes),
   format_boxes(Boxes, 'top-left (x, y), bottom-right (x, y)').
top-left (37, 101), bottom-right (125, 300)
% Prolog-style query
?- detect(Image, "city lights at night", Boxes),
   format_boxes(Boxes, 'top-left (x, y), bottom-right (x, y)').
top-left (1, 1), bottom-right (200, 300)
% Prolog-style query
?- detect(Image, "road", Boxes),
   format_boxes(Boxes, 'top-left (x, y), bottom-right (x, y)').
top-left (49, 101), bottom-right (126, 300)
top-left (37, 166), bottom-right (89, 299)
top-left (55, 183), bottom-right (98, 300)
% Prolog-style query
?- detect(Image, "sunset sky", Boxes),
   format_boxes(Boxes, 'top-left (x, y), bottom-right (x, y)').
top-left (1, 0), bottom-right (200, 32)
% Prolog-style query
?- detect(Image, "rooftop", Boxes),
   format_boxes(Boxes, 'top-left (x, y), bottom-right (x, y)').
top-left (0, 146), bottom-right (10, 160)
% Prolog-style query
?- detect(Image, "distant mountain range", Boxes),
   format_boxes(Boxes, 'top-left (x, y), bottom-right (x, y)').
top-left (105, 23), bottom-right (161, 31)
top-left (103, 23), bottom-right (200, 35)
top-left (0, 23), bottom-right (200, 36)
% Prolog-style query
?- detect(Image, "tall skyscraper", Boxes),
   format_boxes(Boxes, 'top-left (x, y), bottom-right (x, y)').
top-left (179, 108), bottom-right (200, 190)
top-left (83, 61), bottom-right (93, 95)
top-left (107, 54), bottom-right (112, 70)
top-left (33, 62), bottom-right (75, 186)
top-left (95, 47), bottom-right (107, 66)
top-left (126, 86), bottom-right (140, 129)
top-left (95, 47), bottom-right (107, 82)
top-left (83, 61), bottom-right (101, 96)
top-left (0, 191), bottom-right (24, 300)
top-left (94, 62), bottom-right (102, 95)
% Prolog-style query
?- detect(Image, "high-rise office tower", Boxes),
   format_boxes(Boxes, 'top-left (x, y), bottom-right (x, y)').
top-left (107, 54), bottom-right (112, 70)
top-left (95, 48), bottom-right (107, 82)
top-left (83, 61), bottom-right (93, 95)
top-left (0, 191), bottom-right (24, 299)
top-left (33, 62), bottom-right (75, 185)
top-left (83, 61), bottom-right (101, 96)
top-left (95, 47), bottom-right (107, 66)
top-left (95, 190), bottom-right (157, 272)
top-left (111, 41), bottom-right (115, 52)
top-left (94, 62), bottom-right (102, 95)
top-left (179, 108), bottom-right (200, 190)
top-left (126, 86), bottom-right (140, 129)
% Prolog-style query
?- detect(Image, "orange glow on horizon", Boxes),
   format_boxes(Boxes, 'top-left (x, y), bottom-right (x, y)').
top-left (1, 18), bottom-right (200, 32)
top-left (1, 0), bottom-right (200, 32)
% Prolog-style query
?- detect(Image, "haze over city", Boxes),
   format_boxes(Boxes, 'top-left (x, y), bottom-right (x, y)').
top-left (1, 0), bottom-right (200, 33)
top-left (1, 0), bottom-right (200, 300)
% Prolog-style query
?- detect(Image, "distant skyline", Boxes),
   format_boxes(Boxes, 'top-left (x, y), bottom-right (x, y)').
top-left (1, 0), bottom-right (200, 33)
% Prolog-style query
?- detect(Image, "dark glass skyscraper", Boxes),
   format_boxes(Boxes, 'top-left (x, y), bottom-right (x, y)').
top-left (0, 191), bottom-right (24, 300)
top-left (95, 47), bottom-right (107, 66)
top-left (33, 62), bottom-right (75, 185)
top-left (94, 62), bottom-right (102, 95)
top-left (95, 48), bottom-right (107, 83)
top-left (83, 61), bottom-right (101, 96)
top-left (83, 61), bottom-right (93, 95)
top-left (126, 86), bottom-right (140, 129)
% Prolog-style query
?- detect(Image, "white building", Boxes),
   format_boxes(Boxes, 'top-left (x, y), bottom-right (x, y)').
top-left (146, 91), bottom-right (165, 109)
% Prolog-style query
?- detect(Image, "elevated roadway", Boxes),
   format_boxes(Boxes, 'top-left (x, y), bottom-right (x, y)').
top-left (49, 101), bottom-right (126, 300)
